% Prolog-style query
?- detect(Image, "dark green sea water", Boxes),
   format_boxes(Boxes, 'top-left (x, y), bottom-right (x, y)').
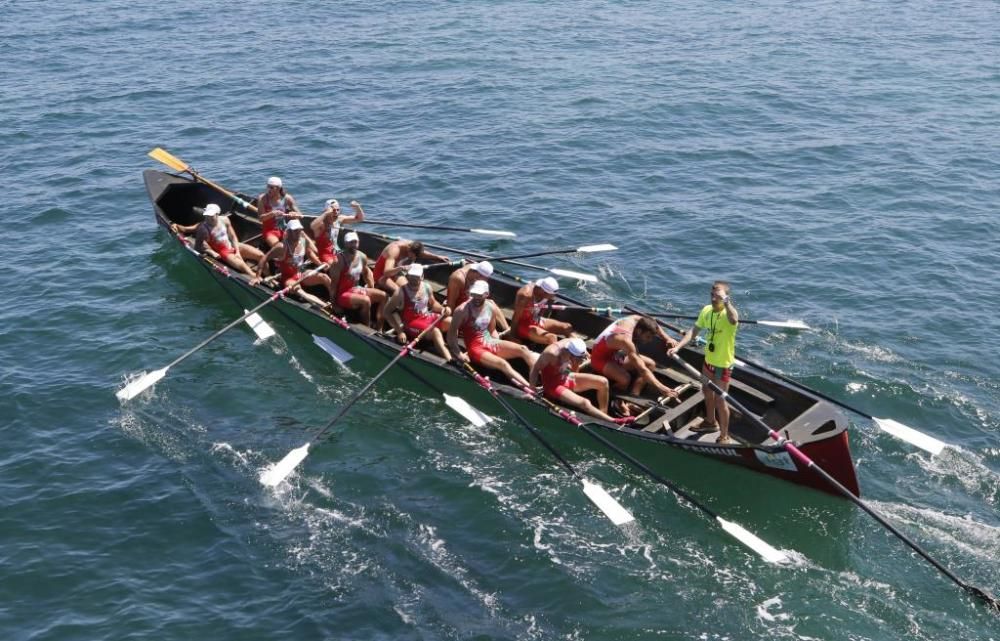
top-left (2, 1), bottom-right (998, 638)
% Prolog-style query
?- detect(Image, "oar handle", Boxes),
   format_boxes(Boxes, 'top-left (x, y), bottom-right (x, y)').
top-left (667, 352), bottom-right (999, 609)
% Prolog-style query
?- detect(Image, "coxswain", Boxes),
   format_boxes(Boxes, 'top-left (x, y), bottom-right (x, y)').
top-left (328, 231), bottom-right (387, 327)
top-left (170, 204), bottom-right (264, 277)
top-left (447, 280), bottom-right (537, 388)
top-left (311, 198), bottom-right (365, 265)
top-left (446, 261), bottom-right (494, 309)
top-left (512, 276), bottom-right (573, 346)
top-left (257, 176), bottom-right (303, 247)
top-left (251, 219), bottom-right (330, 308)
top-left (590, 315), bottom-right (679, 414)
top-left (529, 338), bottom-right (627, 423)
top-left (372, 239), bottom-right (450, 295)
top-left (384, 264), bottom-right (453, 360)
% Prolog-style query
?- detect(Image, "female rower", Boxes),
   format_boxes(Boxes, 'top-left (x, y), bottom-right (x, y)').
top-left (328, 231), bottom-right (387, 327)
top-left (384, 264), bottom-right (452, 360)
top-left (250, 219), bottom-right (330, 308)
top-left (311, 199), bottom-right (365, 265)
top-left (447, 280), bottom-right (536, 388)
top-left (257, 176), bottom-right (303, 247)
top-left (170, 204), bottom-right (264, 277)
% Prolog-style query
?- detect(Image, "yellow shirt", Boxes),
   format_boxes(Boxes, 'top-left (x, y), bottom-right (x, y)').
top-left (696, 304), bottom-right (738, 368)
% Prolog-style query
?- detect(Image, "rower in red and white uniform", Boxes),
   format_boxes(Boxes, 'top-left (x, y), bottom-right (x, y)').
top-left (257, 176), bottom-right (303, 247)
top-left (251, 219), bottom-right (331, 308)
top-left (384, 264), bottom-right (453, 360)
top-left (512, 276), bottom-right (573, 346)
top-left (327, 231), bottom-right (387, 327)
top-left (590, 315), bottom-right (679, 414)
top-left (529, 338), bottom-right (626, 423)
top-left (372, 239), bottom-right (450, 295)
top-left (447, 280), bottom-right (536, 388)
top-left (311, 198), bottom-right (365, 265)
top-left (446, 261), bottom-right (493, 310)
top-left (170, 204), bottom-right (264, 276)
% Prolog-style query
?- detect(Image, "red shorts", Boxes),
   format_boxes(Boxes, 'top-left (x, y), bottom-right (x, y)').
top-left (337, 286), bottom-right (369, 308)
top-left (209, 241), bottom-right (234, 261)
top-left (590, 344), bottom-right (622, 374)
top-left (318, 250), bottom-right (335, 266)
top-left (405, 313), bottom-right (437, 338)
top-left (516, 318), bottom-right (542, 341)
top-left (467, 339), bottom-right (499, 365)
top-left (264, 230), bottom-right (283, 244)
top-left (703, 362), bottom-right (732, 384)
top-left (543, 375), bottom-right (575, 401)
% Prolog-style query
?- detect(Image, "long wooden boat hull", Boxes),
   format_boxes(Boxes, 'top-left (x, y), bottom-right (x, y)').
top-left (142, 169), bottom-right (861, 497)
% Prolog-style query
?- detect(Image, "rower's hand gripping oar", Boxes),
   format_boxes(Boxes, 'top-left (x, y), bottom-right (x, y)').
top-left (514, 382), bottom-right (790, 563)
top-left (148, 148), bottom-right (257, 212)
top-left (115, 263), bottom-right (330, 402)
top-left (459, 362), bottom-right (635, 526)
top-left (338, 219), bottom-right (516, 238)
top-left (259, 315), bottom-right (445, 487)
top-left (668, 353), bottom-right (999, 610)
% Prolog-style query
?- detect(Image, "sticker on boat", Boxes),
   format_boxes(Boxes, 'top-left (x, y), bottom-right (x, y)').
top-left (754, 450), bottom-right (797, 471)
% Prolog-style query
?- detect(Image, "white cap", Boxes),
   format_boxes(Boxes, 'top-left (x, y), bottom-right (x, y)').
top-left (537, 277), bottom-right (559, 294)
top-left (203, 203), bottom-right (221, 216)
top-left (285, 219), bottom-right (303, 231)
top-left (406, 263), bottom-right (424, 278)
top-left (566, 338), bottom-right (588, 358)
top-left (471, 261), bottom-right (494, 277)
top-left (343, 231), bottom-right (360, 243)
top-left (468, 280), bottom-right (489, 296)
top-left (325, 198), bottom-right (339, 209)
top-left (267, 176), bottom-right (282, 187)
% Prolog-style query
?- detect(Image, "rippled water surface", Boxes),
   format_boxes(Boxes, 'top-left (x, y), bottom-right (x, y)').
top-left (2, 1), bottom-right (999, 639)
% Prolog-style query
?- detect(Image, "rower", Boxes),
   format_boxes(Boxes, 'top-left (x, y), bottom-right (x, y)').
top-left (372, 239), bottom-right (450, 295)
top-left (512, 276), bottom-right (573, 346)
top-left (384, 264), bottom-right (453, 360)
top-left (529, 337), bottom-right (627, 424)
top-left (328, 231), bottom-right (387, 327)
top-left (250, 219), bottom-right (330, 308)
top-left (257, 176), bottom-right (303, 247)
top-left (447, 280), bottom-right (537, 388)
top-left (170, 204), bottom-right (264, 277)
top-left (590, 315), bottom-right (679, 414)
top-left (446, 261), bottom-right (494, 310)
top-left (311, 198), bottom-right (365, 265)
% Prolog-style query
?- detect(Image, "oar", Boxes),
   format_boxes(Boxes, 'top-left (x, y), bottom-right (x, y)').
top-left (460, 363), bottom-right (635, 526)
top-left (732, 353), bottom-right (949, 455)
top-left (148, 148), bottom-right (258, 212)
top-left (115, 263), bottom-right (330, 402)
top-left (488, 243), bottom-right (616, 262)
top-left (544, 306), bottom-right (810, 331)
top-left (411, 239), bottom-right (602, 283)
top-left (342, 219), bottom-right (516, 238)
top-left (515, 383), bottom-right (789, 563)
top-left (173, 230), bottom-right (277, 340)
top-left (259, 315), bottom-right (444, 487)
top-left (668, 353), bottom-right (999, 609)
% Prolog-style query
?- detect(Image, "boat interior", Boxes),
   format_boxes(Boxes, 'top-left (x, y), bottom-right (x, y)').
top-left (151, 174), bottom-right (846, 453)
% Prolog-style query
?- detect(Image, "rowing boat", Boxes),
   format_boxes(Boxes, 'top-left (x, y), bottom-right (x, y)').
top-left (142, 168), bottom-right (861, 497)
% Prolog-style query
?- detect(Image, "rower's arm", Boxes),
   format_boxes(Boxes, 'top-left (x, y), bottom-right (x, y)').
top-left (384, 289), bottom-right (405, 332)
top-left (171, 222), bottom-right (200, 235)
top-left (667, 326), bottom-right (700, 355)
top-left (528, 352), bottom-right (548, 388)
top-left (305, 238), bottom-right (322, 265)
top-left (225, 219), bottom-right (241, 248)
top-left (493, 302), bottom-right (511, 333)
top-left (446, 307), bottom-right (465, 355)
top-left (327, 257), bottom-right (343, 285)
top-left (723, 297), bottom-right (739, 326)
top-left (347, 200), bottom-right (365, 222)
top-left (258, 195), bottom-right (276, 222)
top-left (422, 249), bottom-right (450, 263)
top-left (512, 290), bottom-right (528, 326)
top-left (254, 245), bottom-right (281, 280)
top-left (284, 194), bottom-right (301, 216)
top-left (362, 263), bottom-right (375, 288)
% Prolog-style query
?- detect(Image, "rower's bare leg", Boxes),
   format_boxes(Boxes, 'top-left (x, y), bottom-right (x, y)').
top-left (239, 243), bottom-right (265, 264)
top-left (428, 328), bottom-right (452, 361)
top-left (525, 325), bottom-right (559, 346)
top-left (378, 277), bottom-right (400, 297)
top-left (555, 387), bottom-right (616, 423)
top-left (628, 354), bottom-right (677, 398)
top-left (344, 292), bottom-right (372, 325)
top-left (573, 373), bottom-right (611, 413)
top-left (540, 318), bottom-right (573, 337)
top-left (703, 387), bottom-right (718, 428)
top-left (478, 351), bottom-right (531, 388)
top-left (226, 253), bottom-right (256, 277)
top-left (286, 277), bottom-right (330, 308)
top-left (264, 234), bottom-right (281, 248)
top-left (366, 288), bottom-right (388, 329)
top-left (497, 340), bottom-right (538, 370)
